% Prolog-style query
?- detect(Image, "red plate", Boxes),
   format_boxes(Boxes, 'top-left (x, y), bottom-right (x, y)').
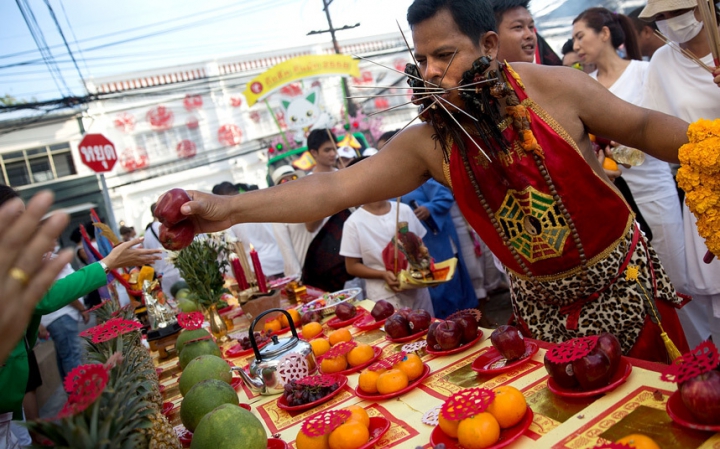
top-left (327, 308), bottom-right (367, 329)
top-left (358, 417), bottom-right (391, 449)
top-left (156, 367), bottom-right (164, 376)
top-left (321, 346), bottom-right (383, 376)
top-left (666, 390), bottom-right (720, 431)
top-left (385, 328), bottom-right (429, 343)
top-left (426, 331), bottom-right (484, 356)
top-left (271, 326), bottom-right (291, 337)
top-left (162, 402), bottom-right (174, 416)
top-left (547, 357), bottom-right (633, 398)
top-left (471, 341), bottom-right (539, 375)
top-left (354, 315), bottom-right (386, 332)
top-left (218, 305), bottom-right (234, 315)
top-left (225, 340), bottom-right (270, 358)
top-left (230, 376), bottom-right (242, 391)
top-left (299, 331), bottom-right (326, 341)
top-left (240, 403), bottom-right (251, 411)
top-left (430, 407), bottom-right (534, 449)
top-left (277, 375), bottom-right (348, 412)
top-left (355, 364), bottom-right (431, 400)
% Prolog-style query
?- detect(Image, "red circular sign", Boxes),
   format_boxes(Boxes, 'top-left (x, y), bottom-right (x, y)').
top-left (250, 82), bottom-right (263, 94)
top-left (78, 134), bottom-right (117, 173)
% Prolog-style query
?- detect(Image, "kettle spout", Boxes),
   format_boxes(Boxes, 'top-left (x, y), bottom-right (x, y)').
top-left (230, 366), bottom-right (263, 392)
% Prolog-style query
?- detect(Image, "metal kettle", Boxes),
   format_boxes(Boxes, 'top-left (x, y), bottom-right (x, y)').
top-left (231, 308), bottom-right (317, 395)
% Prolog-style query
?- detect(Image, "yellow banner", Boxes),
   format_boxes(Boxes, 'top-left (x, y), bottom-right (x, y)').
top-left (243, 54), bottom-right (360, 106)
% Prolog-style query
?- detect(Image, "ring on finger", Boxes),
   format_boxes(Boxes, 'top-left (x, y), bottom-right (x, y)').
top-left (9, 267), bottom-right (30, 287)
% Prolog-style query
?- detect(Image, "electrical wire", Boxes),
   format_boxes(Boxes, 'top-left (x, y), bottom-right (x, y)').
top-left (43, 0), bottom-right (89, 93)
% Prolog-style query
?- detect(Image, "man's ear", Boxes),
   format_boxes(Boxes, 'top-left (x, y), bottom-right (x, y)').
top-left (480, 31), bottom-right (499, 60)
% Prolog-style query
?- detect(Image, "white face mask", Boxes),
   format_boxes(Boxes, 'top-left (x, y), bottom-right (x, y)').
top-left (656, 9), bottom-right (704, 43)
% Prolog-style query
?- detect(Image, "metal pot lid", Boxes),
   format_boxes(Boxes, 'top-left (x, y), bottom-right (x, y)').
top-left (259, 335), bottom-right (298, 358)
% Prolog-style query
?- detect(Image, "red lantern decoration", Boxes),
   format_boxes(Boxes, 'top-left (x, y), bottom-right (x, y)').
top-left (147, 106), bottom-right (174, 130)
top-left (176, 140), bottom-right (197, 159)
top-left (118, 147), bottom-right (149, 172)
top-left (186, 116), bottom-right (199, 130)
top-left (113, 113), bottom-right (135, 133)
top-left (183, 94), bottom-right (203, 111)
top-left (217, 124), bottom-right (242, 146)
top-left (230, 97), bottom-right (243, 108)
top-left (280, 83), bottom-right (302, 97)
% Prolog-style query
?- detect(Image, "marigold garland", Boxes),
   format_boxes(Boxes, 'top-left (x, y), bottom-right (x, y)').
top-left (677, 118), bottom-right (720, 257)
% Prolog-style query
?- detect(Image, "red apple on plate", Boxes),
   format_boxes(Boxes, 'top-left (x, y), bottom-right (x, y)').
top-left (450, 314), bottom-right (478, 344)
top-left (435, 320), bottom-right (463, 351)
top-left (427, 322), bottom-right (441, 351)
top-left (371, 300), bottom-right (395, 321)
top-left (334, 302), bottom-right (357, 321)
top-left (596, 332), bottom-right (622, 376)
top-left (490, 325), bottom-right (526, 361)
top-left (397, 307), bottom-right (413, 320)
top-left (154, 188), bottom-right (191, 227)
top-left (572, 347), bottom-right (613, 391)
top-left (679, 369), bottom-right (720, 424)
top-left (408, 309), bottom-right (432, 332)
top-left (385, 313), bottom-right (412, 339)
top-left (159, 221), bottom-right (195, 250)
top-left (544, 353), bottom-right (578, 389)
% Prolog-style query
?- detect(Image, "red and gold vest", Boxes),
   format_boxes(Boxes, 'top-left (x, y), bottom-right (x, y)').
top-left (446, 64), bottom-right (633, 280)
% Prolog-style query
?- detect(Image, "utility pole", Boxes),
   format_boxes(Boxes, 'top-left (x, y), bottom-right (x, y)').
top-left (307, 0), bottom-right (360, 118)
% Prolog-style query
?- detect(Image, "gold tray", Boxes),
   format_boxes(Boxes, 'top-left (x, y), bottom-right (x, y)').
top-left (398, 257), bottom-right (457, 290)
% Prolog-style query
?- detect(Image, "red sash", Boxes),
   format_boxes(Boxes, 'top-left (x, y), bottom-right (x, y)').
top-left (448, 65), bottom-right (632, 278)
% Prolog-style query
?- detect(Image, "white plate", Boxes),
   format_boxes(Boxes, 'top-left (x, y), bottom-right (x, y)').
top-left (299, 287), bottom-right (362, 316)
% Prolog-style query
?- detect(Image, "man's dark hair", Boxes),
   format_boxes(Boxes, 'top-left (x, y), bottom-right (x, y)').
top-left (378, 130), bottom-right (400, 145)
top-left (490, 0), bottom-right (530, 26)
top-left (561, 38), bottom-right (575, 55)
top-left (150, 202), bottom-right (157, 216)
top-left (627, 6), bottom-right (658, 32)
top-left (407, 0), bottom-right (496, 43)
top-left (0, 185), bottom-right (19, 208)
top-left (306, 129), bottom-right (337, 152)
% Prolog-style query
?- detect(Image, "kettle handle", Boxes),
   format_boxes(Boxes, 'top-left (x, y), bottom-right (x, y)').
top-left (249, 308), bottom-right (300, 361)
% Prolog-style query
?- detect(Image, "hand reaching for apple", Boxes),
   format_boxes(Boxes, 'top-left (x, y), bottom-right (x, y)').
top-left (101, 238), bottom-right (162, 271)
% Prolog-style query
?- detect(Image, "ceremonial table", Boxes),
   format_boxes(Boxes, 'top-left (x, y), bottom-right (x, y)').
top-left (155, 301), bottom-right (720, 449)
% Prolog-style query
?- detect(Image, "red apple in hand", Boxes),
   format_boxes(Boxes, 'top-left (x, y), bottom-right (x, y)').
top-left (544, 353), bottom-right (578, 389)
top-left (154, 188), bottom-right (191, 227)
top-left (572, 347), bottom-right (613, 391)
top-left (679, 370), bottom-right (720, 424)
top-left (435, 320), bottom-right (463, 351)
top-left (490, 325), bottom-right (526, 361)
top-left (159, 221), bottom-right (195, 250)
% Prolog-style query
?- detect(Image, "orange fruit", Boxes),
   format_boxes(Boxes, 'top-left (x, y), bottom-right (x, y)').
top-left (457, 412), bottom-right (500, 449)
top-left (486, 385), bottom-right (527, 429)
top-left (376, 368), bottom-right (409, 395)
top-left (310, 339), bottom-right (331, 357)
top-left (394, 353), bottom-right (424, 381)
top-left (280, 309), bottom-right (301, 328)
top-left (329, 328), bottom-right (352, 346)
top-left (296, 429), bottom-right (330, 449)
top-left (346, 344), bottom-right (375, 367)
top-left (344, 405), bottom-right (370, 428)
top-left (320, 355), bottom-right (348, 373)
top-left (438, 414), bottom-right (460, 438)
top-left (616, 434), bottom-right (661, 449)
top-left (302, 322), bottom-right (323, 340)
top-left (328, 421), bottom-right (370, 449)
top-left (358, 370), bottom-right (381, 394)
top-left (603, 157), bottom-right (619, 171)
top-left (264, 318), bottom-right (282, 333)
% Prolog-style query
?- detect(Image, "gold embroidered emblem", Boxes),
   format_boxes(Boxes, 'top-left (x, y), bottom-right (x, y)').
top-left (495, 186), bottom-right (570, 262)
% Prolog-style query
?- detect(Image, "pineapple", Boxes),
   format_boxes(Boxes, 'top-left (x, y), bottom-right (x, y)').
top-left (145, 410), bottom-right (182, 449)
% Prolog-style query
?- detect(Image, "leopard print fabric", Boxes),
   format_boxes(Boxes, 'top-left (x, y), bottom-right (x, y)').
top-left (508, 225), bottom-right (679, 354)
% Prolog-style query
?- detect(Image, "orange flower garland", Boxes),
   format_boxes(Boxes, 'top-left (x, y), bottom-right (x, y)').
top-left (676, 118), bottom-right (720, 257)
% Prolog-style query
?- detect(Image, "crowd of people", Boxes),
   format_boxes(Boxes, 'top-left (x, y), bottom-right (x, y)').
top-left (2, 0), bottom-right (720, 446)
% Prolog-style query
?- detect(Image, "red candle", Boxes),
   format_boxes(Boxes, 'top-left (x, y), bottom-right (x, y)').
top-left (249, 244), bottom-right (268, 293)
top-left (229, 254), bottom-right (249, 290)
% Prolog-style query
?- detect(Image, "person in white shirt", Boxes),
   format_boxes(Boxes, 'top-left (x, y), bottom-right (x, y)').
top-left (638, 0), bottom-right (720, 347)
top-left (573, 7), bottom-right (688, 300)
top-left (340, 196), bottom-right (434, 315)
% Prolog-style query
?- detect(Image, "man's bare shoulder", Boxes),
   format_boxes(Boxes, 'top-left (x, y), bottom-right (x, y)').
top-left (510, 62), bottom-right (592, 102)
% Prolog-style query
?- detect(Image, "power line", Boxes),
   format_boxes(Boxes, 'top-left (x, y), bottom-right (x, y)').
top-left (43, 0), bottom-right (89, 94)
top-left (15, 0), bottom-right (72, 97)
top-left (58, 0), bottom-right (92, 78)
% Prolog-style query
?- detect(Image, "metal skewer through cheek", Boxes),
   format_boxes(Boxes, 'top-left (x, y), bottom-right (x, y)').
top-left (433, 95), bottom-right (491, 162)
top-left (379, 97), bottom-right (440, 148)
